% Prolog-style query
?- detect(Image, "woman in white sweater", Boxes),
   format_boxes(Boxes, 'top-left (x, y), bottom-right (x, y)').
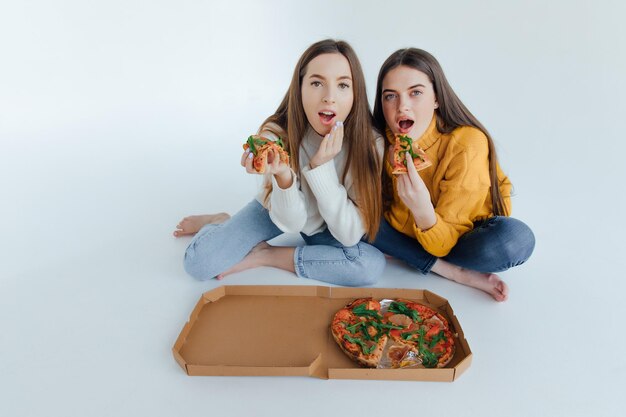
top-left (174, 40), bottom-right (385, 286)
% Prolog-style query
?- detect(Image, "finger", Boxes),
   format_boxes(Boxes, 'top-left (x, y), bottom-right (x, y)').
top-left (241, 149), bottom-right (251, 166)
top-left (404, 152), bottom-right (419, 183)
top-left (267, 149), bottom-right (278, 173)
top-left (244, 153), bottom-right (256, 173)
top-left (320, 133), bottom-right (331, 153)
top-left (398, 175), bottom-right (412, 204)
top-left (270, 149), bottom-right (280, 171)
top-left (323, 133), bottom-right (331, 145)
top-left (326, 128), bottom-right (336, 153)
top-left (332, 122), bottom-right (344, 153)
top-left (173, 229), bottom-right (194, 237)
top-left (387, 145), bottom-right (395, 166)
top-left (328, 122), bottom-right (339, 139)
top-left (396, 173), bottom-right (406, 197)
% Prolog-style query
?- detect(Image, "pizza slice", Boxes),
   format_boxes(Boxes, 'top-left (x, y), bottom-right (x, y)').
top-left (330, 298), bottom-right (388, 368)
top-left (391, 134), bottom-right (432, 174)
top-left (384, 300), bottom-right (455, 368)
top-left (243, 135), bottom-right (289, 173)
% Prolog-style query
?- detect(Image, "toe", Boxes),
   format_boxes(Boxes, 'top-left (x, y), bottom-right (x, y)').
top-left (174, 229), bottom-right (194, 237)
top-left (494, 284), bottom-right (508, 302)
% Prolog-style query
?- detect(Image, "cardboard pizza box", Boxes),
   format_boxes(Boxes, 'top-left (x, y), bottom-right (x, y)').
top-left (172, 285), bottom-right (472, 382)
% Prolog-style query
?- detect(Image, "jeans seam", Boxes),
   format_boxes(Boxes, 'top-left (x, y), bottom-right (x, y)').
top-left (421, 255), bottom-right (437, 274)
top-left (303, 260), bottom-right (353, 265)
top-left (297, 247), bottom-right (363, 277)
top-left (294, 246), bottom-right (306, 278)
top-left (189, 223), bottom-right (223, 249)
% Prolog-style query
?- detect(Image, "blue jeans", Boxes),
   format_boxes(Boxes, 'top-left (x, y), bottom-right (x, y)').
top-left (183, 199), bottom-right (386, 286)
top-left (372, 216), bottom-right (535, 274)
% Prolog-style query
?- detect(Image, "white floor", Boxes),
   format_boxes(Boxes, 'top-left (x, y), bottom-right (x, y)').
top-left (2, 1), bottom-right (626, 416)
top-left (1, 138), bottom-right (625, 417)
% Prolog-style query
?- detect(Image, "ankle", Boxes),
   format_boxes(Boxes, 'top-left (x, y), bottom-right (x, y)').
top-left (450, 268), bottom-right (468, 284)
top-left (433, 261), bottom-right (466, 284)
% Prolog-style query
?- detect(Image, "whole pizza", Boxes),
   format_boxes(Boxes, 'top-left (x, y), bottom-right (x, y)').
top-left (331, 298), bottom-right (455, 369)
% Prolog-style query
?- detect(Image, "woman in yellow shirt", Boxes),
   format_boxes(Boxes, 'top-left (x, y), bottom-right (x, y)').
top-left (372, 48), bottom-right (535, 301)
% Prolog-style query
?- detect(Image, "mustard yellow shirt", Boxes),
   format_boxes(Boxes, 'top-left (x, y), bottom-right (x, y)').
top-left (384, 116), bottom-right (512, 257)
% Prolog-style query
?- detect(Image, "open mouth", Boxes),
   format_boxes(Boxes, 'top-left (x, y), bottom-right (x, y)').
top-left (397, 118), bottom-right (414, 134)
top-left (318, 111), bottom-right (336, 125)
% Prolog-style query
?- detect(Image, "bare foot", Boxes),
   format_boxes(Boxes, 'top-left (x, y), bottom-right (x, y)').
top-left (431, 260), bottom-right (509, 302)
top-left (173, 213), bottom-right (231, 237)
top-left (456, 271), bottom-right (509, 302)
top-left (217, 242), bottom-right (271, 279)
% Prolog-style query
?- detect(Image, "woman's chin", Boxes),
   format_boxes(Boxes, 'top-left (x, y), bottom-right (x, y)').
top-left (309, 123), bottom-right (330, 137)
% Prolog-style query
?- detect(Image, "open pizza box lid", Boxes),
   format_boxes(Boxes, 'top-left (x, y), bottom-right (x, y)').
top-left (172, 285), bottom-right (472, 382)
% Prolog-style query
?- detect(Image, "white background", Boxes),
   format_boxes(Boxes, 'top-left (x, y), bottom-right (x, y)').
top-left (1, 0), bottom-right (625, 416)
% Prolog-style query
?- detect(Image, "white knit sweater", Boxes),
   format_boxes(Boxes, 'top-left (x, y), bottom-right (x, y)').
top-left (257, 127), bottom-right (383, 247)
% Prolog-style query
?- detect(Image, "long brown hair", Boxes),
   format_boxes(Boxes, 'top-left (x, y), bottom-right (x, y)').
top-left (373, 48), bottom-right (508, 216)
top-left (259, 39), bottom-right (382, 240)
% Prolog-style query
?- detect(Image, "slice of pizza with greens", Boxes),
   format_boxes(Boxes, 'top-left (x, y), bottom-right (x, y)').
top-left (243, 135), bottom-right (289, 174)
top-left (391, 134), bottom-right (432, 175)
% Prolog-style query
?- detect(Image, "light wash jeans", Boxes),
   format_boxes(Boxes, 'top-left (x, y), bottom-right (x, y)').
top-left (183, 199), bottom-right (385, 286)
top-left (372, 216), bottom-right (535, 274)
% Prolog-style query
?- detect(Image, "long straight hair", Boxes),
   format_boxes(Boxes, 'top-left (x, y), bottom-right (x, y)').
top-left (260, 39), bottom-right (382, 240)
top-left (373, 48), bottom-right (508, 216)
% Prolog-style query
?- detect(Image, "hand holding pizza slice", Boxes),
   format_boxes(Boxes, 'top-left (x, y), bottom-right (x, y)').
top-left (243, 135), bottom-right (290, 174)
top-left (391, 134), bottom-right (432, 175)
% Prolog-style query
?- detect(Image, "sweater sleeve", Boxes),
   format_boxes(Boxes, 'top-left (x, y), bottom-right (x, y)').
top-left (413, 134), bottom-right (491, 257)
top-left (267, 169), bottom-right (308, 233)
top-left (302, 160), bottom-right (365, 246)
top-left (257, 123), bottom-right (308, 233)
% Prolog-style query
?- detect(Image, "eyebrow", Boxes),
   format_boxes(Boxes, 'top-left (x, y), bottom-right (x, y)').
top-left (382, 84), bottom-right (426, 93)
top-left (309, 74), bottom-right (352, 81)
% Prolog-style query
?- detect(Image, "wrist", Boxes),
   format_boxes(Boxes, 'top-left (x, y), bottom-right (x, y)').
top-left (411, 208), bottom-right (436, 231)
top-left (414, 217), bottom-right (436, 231)
top-left (274, 170), bottom-right (293, 189)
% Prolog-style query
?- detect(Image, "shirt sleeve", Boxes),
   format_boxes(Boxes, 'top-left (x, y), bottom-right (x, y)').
top-left (302, 160), bottom-right (365, 246)
top-left (256, 124), bottom-right (307, 233)
top-left (413, 136), bottom-right (491, 257)
top-left (267, 169), bottom-right (308, 233)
